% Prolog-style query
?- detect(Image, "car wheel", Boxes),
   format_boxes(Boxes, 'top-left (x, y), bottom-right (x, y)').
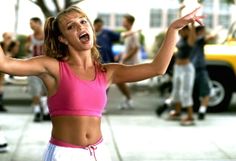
top-left (207, 79), bottom-right (232, 112)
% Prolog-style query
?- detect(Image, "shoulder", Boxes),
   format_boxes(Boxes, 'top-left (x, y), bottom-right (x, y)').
top-left (101, 63), bottom-right (119, 84)
top-left (39, 56), bottom-right (60, 79)
top-left (34, 55), bottom-right (59, 69)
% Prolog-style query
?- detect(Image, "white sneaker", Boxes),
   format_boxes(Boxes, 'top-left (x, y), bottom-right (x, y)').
top-left (0, 132), bottom-right (9, 152)
top-left (119, 99), bottom-right (134, 110)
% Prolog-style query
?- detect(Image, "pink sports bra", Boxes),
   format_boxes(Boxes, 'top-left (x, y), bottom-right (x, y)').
top-left (47, 61), bottom-right (108, 117)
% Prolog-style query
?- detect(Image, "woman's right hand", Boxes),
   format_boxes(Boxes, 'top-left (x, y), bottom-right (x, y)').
top-left (170, 7), bottom-right (204, 30)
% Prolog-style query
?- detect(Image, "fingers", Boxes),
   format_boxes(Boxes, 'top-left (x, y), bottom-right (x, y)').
top-left (184, 7), bottom-right (205, 26)
top-left (194, 16), bottom-right (205, 26)
top-left (183, 6), bottom-right (201, 20)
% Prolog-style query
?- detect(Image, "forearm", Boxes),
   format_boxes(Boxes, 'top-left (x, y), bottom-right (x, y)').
top-left (120, 30), bottom-right (140, 39)
top-left (152, 27), bottom-right (178, 74)
top-left (1, 57), bottom-right (33, 76)
top-left (0, 56), bottom-right (48, 77)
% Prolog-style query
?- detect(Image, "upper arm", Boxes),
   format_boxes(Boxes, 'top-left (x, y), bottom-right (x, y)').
top-left (104, 62), bottom-right (159, 84)
top-left (1, 55), bottom-right (54, 77)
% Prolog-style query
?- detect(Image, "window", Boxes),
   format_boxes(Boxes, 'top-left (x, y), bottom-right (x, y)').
top-left (167, 9), bottom-right (178, 25)
top-left (219, 15), bottom-right (230, 28)
top-left (202, 0), bottom-right (213, 28)
top-left (203, 0), bottom-right (214, 13)
top-left (204, 13), bottom-right (213, 28)
top-left (219, 0), bottom-right (229, 12)
top-left (150, 9), bottom-right (162, 28)
top-left (115, 14), bottom-right (125, 27)
top-left (218, 0), bottom-right (231, 28)
top-left (97, 13), bottom-right (110, 26)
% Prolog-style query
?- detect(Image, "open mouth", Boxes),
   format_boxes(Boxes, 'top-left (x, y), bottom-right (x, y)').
top-left (79, 32), bottom-right (90, 43)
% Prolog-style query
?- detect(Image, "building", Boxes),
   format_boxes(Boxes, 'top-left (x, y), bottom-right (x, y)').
top-left (79, 0), bottom-right (236, 54)
top-left (0, 0), bottom-right (235, 54)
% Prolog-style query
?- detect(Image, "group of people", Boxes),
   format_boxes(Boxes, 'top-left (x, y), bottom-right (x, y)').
top-left (0, 17), bottom-right (50, 122)
top-left (167, 23), bottom-right (212, 125)
top-left (0, 32), bottom-right (20, 152)
top-left (0, 5), bottom-right (204, 160)
top-left (156, 6), bottom-right (215, 126)
top-left (0, 16), bottom-right (51, 152)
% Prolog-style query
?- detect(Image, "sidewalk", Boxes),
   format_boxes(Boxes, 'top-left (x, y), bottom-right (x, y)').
top-left (0, 84), bottom-right (236, 161)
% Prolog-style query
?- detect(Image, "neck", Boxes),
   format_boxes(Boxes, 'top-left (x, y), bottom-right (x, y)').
top-left (68, 50), bottom-right (94, 70)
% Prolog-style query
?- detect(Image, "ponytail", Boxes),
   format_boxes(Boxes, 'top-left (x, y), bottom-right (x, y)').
top-left (44, 16), bottom-right (68, 60)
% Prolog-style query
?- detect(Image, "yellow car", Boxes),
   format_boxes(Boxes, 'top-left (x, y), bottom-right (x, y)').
top-left (204, 32), bottom-right (236, 111)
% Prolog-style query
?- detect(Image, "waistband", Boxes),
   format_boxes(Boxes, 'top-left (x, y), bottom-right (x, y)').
top-left (49, 137), bottom-right (103, 149)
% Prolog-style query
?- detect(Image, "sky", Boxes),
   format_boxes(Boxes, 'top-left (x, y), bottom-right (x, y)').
top-left (0, 0), bottom-right (45, 39)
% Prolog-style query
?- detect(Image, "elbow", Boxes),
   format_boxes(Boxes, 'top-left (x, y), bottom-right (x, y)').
top-left (157, 70), bottom-right (167, 76)
top-left (152, 64), bottom-right (168, 76)
top-left (153, 68), bottom-right (167, 77)
top-left (149, 63), bottom-right (168, 76)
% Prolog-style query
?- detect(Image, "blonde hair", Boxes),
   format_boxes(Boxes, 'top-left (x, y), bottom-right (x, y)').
top-left (44, 6), bottom-right (101, 65)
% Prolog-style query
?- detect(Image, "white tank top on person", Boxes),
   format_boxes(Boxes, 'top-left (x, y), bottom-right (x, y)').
top-left (29, 35), bottom-right (44, 57)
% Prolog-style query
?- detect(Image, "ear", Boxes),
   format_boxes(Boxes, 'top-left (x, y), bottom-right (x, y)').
top-left (58, 36), bottom-right (68, 45)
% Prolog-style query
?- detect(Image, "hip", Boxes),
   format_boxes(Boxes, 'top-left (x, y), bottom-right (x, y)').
top-left (43, 137), bottom-right (112, 161)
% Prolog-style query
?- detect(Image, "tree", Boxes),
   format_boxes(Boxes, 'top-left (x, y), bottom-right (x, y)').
top-left (224, 0), bottom-right (236, 4)
top-left (28, 0), bottom-right (84, 17)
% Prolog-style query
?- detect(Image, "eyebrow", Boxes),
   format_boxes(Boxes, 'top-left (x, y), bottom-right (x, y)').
top-left (65, 16), bottom-right (86, 26)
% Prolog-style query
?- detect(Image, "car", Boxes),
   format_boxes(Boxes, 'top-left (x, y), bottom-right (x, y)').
top-left (203, 22), bottom-right (236, 112)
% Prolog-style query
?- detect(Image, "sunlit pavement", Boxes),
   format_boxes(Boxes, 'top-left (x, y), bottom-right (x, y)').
top-left (0, 83), bottom-right (236, 161)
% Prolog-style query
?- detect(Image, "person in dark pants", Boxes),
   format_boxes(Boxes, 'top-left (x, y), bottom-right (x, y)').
top-left (191, 26), bottom-right (216, 120)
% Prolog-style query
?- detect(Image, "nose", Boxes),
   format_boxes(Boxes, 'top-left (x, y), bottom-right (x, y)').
top-left (77, 23), bottom-right (85, 32)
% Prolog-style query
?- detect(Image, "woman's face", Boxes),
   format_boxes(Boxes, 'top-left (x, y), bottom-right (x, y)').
top-left (58, 11), bottom-right (94, 52)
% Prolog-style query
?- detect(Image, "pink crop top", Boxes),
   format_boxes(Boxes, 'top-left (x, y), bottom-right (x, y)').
top-left (47, 61), bottom-right (108, 117)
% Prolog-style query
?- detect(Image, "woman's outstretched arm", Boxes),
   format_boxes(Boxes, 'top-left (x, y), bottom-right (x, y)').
top-left (107, 7), bottom-right (204, 84)
top-left (0, 46), bottom-right (52, 77)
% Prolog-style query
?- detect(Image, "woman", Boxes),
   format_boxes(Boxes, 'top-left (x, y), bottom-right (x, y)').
top-left (168, 24), bottom-right (197, 126)
top-left (0, 6), bottom-right (203, 161)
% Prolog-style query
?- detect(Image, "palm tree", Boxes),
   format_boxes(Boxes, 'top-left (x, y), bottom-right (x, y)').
top-left (28, 0), bottom-right (85, 17)
top-left (224, 0), bottom-right (236, 4)
top-left (15, 0), bottom-right (20, 34)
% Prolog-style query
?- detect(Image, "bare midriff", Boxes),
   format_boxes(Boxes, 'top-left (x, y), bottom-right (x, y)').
top-left (176, 58), bottom-right (190, 65)
top-left (51, 116), bottom-right (102, 147)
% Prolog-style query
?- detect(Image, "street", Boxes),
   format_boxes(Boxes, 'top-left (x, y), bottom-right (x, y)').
top-left (0, 83), bottom-right (236, 161)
